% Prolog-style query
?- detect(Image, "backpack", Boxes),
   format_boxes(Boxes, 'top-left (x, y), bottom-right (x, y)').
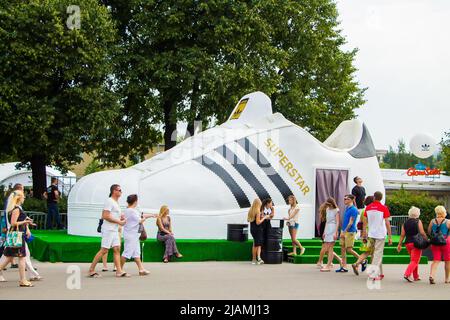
top-left (430, 219), bottom-right (448, 246)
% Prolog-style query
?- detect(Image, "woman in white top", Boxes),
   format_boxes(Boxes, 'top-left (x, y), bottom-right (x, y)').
top-left (120, 194), bottom-right (157, 276)
top-left (261, 198), bottom-right (275, 240)
top-left (318, 198), bottom-right (342, 272)
top-left (284, 195), bottom-right (305, 256)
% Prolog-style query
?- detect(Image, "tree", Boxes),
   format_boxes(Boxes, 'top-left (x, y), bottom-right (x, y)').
top-left (0, 0), bottom-right (119, 198)
top-left (383, 139), bottom-right (441, 169)
top-left (441, 132), bottom-right (450, 175)
top-left (98, 0), bottom-right (366, 163)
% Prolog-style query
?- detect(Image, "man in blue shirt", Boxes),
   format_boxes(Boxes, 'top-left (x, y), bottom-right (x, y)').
top-left (336, 194), bottom-right (361, 273)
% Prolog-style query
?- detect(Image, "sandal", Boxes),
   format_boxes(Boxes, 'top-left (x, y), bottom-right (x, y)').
top-left (0, 275), bottom-right (7, 282)
top-left (403, 276), bottom-right (413, 283)
top-left (287, 252), bottom-right (296, 256)
top-left (429, 276), bottom-right (436, 285)
top-left (19, 281), bottom-right (34, 287)
top-left (139, 270), bottom-right (150, 276)
top-left (116, 272), bottom-right (131, 278)
top-left (320, 268), bottom-right (331, 272)
top-left (163, 258), bottom-right (169, 263)
top-left (176, 253), bottom-right (183, 258)
top-left (88, 272), bottom-right (101, 278)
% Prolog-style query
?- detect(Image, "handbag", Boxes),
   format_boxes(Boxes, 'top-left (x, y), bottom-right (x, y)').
top-left (412, 234), bottom-right (430, 249)
top-left (97, 219), bottom-right (103, 233)
top-left (138, 213), bottom-right (147, 241)
top-left (430, 219), bottom-right (447, 246)
top-left (357, 221), bottom-right (363, 231)
top-left (139, 225), bottom-right (147, 241)
top-left (5, 225), bottom-right (23, 248)
top-left (412, 219), bottom-right (430, 249)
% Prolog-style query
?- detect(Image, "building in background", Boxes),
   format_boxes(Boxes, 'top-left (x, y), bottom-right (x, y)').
top-left (381, 168), bottom-right (450, 208)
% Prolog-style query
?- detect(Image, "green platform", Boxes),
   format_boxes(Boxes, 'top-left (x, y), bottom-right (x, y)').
top-left (28, 231), bottom-right (427, 264)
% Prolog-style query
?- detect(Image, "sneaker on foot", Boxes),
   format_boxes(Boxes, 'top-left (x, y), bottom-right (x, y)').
top-left (251, 260), bottom-right (257, 265)
top-left (361, 259), bottom-right (368, 272)
top-left (336, 267), bottom-right (348, 273)
top-left (256, 258), bottom-right (264, 265)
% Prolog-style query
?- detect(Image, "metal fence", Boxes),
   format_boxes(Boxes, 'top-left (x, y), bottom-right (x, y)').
top-left (389, 215), bottom-right (409, 235)
top-left (0, 210), bottom-right (67, 230)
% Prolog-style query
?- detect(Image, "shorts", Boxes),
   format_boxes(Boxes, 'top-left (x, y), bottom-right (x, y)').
top-left (288, 222), bottom-right (299, 230)
top-left (360, 237), bottom-right (375, 255)
top-left (340, 231), bottom-right (356, 248)
top-left (122, 234), bottom-right (141, 259)
top-left (101, 230), bottom-right (121, 249)
top-left (431, 238), bottom-right (450, 261)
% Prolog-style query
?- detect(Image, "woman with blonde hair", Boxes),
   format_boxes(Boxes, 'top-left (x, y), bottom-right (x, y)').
top-left (0, 190), bottom-right (36, 287)
top-left (284, 195), bottom-right (305, 256)
top-left (397, 206), bottom-right (428, 282)
top-left (317, 198), bottom-right (342, 272)
top-left (248, 198), bottom-right (266, 265)
top-left (427, 205), bottom-right (450, 284)
top-left (156, 205), bottom-right (182, 263)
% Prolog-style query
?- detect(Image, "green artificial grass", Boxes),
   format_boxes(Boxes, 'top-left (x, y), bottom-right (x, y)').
top-left (28, 230), bottom-right (426, 264)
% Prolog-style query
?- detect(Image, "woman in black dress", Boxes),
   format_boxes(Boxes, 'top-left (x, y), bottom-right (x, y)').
top-left (0, 190), bottom-right (35, 287)
top-left (247, 198), bottom-right (267, 265)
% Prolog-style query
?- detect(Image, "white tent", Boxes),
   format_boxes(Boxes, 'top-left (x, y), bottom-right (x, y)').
top-left (0, 162), bottom-right (77, 195)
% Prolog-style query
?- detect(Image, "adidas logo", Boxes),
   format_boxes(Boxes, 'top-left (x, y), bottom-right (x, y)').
top-left (421, 143), bottom-right (430, 151)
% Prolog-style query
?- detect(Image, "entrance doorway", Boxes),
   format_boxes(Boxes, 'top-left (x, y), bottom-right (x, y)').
top-left (315, 169), bottom-right (349, 237)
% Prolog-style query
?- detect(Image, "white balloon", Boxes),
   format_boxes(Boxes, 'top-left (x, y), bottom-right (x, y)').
top-left (410, 133), bottom-right (437, 159)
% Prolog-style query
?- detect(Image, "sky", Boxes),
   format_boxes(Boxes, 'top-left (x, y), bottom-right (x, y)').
top-left (336, 0), bottom-right (450, 150)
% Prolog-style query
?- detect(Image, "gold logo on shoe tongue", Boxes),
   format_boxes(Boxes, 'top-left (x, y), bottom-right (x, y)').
top-left (230, 98), bottom-right (249, 120)
top-left (265, 138), bottom-right (310, 196)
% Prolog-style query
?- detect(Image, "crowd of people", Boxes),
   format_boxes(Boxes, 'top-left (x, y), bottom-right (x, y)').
top-left (88, 184), bottom-right (182, 278)
top-left (1, 177), bottom-right (449, 288)
top-left (314, 177), bottom-right (450, 284)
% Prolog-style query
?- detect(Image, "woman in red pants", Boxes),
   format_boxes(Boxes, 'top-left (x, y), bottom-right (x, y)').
top-left (397, 206), bottom-right (428, 282)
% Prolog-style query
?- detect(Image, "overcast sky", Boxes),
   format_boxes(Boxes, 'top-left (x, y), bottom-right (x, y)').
top-left (336, 0), bottom-right (450, 150)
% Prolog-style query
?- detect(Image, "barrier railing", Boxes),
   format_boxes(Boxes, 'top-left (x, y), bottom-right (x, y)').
top-left (389, 215), bottom-right (409, 235)
top-left (0, 210), bottom-right (67, 230)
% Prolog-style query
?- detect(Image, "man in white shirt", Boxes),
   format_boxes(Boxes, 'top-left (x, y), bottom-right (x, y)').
top-left (362, 191), bottom-right (392, 281)
top-left (88, 184), bottom-right (128, 277)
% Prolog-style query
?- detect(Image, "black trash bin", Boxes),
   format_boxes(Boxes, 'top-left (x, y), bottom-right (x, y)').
top-left (261, 219), bottom-right (284, 264)
top-left (227, 224), bottom-right (249, 242)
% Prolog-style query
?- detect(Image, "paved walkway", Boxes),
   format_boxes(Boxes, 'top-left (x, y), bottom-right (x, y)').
top-left (0, 260), bottom-right (448, 299)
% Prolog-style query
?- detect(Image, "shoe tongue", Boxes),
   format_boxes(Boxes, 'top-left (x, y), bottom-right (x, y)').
top-left (225, 91), bottom-right (272, 126)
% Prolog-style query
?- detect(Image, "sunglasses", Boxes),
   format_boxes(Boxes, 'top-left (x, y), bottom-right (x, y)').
top-left (116, 189), bottom-right (122, 192)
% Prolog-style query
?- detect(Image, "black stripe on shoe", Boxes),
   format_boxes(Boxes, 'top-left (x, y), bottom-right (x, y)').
top-left (215, 145), bottom-right (271, 201)
top-left (194, 155), bottom-right (251, 208)
top-left (236, 137), bottom-right (293, 204)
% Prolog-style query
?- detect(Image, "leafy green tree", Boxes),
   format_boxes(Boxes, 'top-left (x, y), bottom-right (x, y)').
top-left (0, 0), bottom-right (119, 198)
top-left (441, 132), bottom-right (450, 175)
top-left (383, 139), bottom-right (441, 169)
top-left (98, 0), bottom-right (366, 163)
